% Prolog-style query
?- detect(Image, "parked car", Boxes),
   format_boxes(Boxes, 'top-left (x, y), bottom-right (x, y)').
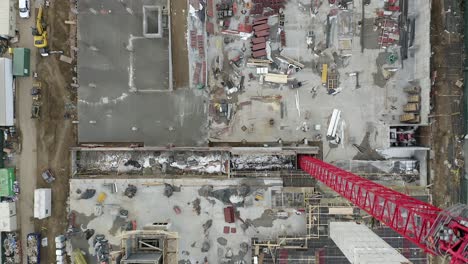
top-left (19, 0), bottom-right (30, 19)
top-left (41, 169), bottom-right (55, 183)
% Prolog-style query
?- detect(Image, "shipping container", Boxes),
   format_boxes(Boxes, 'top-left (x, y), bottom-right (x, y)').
top-left (224, 206), bottom-right (235, 223)
top-left (251, 42), bottom-right (266, 51)
top-left (13, 48), bottom-right (30, 76)
top-left (0, 168), bottom-right (15, 197)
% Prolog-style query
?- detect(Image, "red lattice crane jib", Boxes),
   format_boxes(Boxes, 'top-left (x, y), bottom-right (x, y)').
top-left (298, 156), bottom-right (468, 264)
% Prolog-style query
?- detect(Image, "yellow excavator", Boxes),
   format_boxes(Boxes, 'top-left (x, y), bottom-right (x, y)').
top-left (31, 5), bottom-right (49, 56)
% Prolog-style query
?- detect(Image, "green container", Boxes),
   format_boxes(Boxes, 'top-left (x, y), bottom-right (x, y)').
top-left (12, 48), bottom-right (30, 77)
top-left (0, 168), bottom-right (15, 197)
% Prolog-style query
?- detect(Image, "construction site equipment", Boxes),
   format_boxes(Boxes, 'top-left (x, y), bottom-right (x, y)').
top-left (298, 156), bottom-right (468, 264)
top-left (97, 192), bottom-right (107, 203)
top-left (31, 102), bottom-right (41, 119)
top-left (41, 169), bottom-right (55, 183)
top-left (31, 87), bottom-right (41, 101)
top-left (306, 31), bottom-right (315, 49)
top-left (31, 5), bottom-right (48, 56)
top-left (26, 233), bottom-right (41, 264)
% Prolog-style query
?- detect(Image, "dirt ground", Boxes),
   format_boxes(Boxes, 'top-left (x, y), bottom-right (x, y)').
top-left (429, 0), bottom-right (464, 261)
top-left (170, 0), bottom-right (189, 89)
top-left (430, 0), bottom-right (464, 207)
top-left (32, 0), bottom-right (77, 262)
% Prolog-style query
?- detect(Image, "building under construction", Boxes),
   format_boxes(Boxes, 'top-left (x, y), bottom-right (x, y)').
top-left (65, 0), bottom-right (464, 263)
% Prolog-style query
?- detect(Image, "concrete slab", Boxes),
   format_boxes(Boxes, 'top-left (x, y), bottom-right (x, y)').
top-left (204, 0), bottom-right (431, 161)
top-left (77, 0), bottom-right (208, 145)
top-left (69, 178), bottom-right (307, 263)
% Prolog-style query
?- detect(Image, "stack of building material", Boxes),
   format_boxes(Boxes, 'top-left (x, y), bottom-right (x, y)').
top-left (251, 17), bottom-right (269, 58)
top-left (193, 63), bottom-right (202, 85)
top-left (202, 61), bottom-right (206, 84)
top-left (190, 31), bottom-right (197, 48)
top-left (280, 31), bottom-right (286, 46)
top-left (250, 0), bottom-right (286, 15)
top-left (207, 0), bottom-right (214, 17)
top-left (197, 35), bottom-right (204, 58)
top-left (206, 22), bottom-right (214, 34)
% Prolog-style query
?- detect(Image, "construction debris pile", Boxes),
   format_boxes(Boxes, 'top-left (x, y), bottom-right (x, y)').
top-left (75, 151), bottom-right (229, 175)
top-left (93, 234), bottom-right (110, 263)
top-left (3, 233), bottom-right (20, 264)
top-left (231, 155), bottom-right (295, 171)
top-left (26, 233), bottom-right (40, 264)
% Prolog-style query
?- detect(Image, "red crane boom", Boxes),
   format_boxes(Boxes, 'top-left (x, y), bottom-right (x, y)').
top-left (298, 156), bottom-right (468, 263)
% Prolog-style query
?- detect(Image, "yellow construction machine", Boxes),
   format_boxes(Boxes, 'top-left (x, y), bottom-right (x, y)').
top-left (31, 5), bottom-right (49, 56)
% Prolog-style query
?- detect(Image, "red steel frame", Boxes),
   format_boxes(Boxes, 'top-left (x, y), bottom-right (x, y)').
top-left (299, 156), bottom-right (468, 263)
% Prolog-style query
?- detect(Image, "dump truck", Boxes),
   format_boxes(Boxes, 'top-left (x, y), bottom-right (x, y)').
top-left (26, 233), bottom-right (41, 264)
top-left (403, 103), bottom-right (419, 112)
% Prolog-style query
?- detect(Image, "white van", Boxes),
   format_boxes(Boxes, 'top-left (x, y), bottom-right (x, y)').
top-left (19, 0), bottom-right (30, 19)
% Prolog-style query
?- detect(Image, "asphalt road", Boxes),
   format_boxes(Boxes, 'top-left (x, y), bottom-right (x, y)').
top-left (15, 2), bottom-right (39, 263)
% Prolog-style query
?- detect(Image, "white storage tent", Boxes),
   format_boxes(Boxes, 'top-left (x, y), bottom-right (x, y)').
top-left (0, 202), bottom-right (16, 231)
top-left (0, 58), bottom-right (14, 126)
top-left (34, 188), bottom-right (51, 219)
top-left (0, 0), bottom-right (16, 38)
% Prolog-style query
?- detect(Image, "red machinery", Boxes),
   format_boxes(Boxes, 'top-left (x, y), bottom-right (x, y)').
top-left (298, 156), bottom-right (468, 264)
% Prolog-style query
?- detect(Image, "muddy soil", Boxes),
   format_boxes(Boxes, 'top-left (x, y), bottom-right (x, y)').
top-left (429, 1), bottom-right (464, 262)
top-left (33, 0), bottom-right (77, 263)
top-left (430, 0), bottom-right (464, 207)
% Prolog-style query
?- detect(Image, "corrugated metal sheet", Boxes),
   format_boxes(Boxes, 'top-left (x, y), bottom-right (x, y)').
top-left (0, 0), bottom-right (15, 37)
top-left (0, 58), bottom-right (14, 126)
top-left (330, 222), bottom-right (411, 264)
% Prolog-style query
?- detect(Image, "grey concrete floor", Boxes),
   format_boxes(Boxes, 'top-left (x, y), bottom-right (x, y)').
top-left (206, 0), bottom-right (431, 162)
top-left (69, 178), bottom-right (307, 264)
top-left (77, 0), bottom-right (208, 146)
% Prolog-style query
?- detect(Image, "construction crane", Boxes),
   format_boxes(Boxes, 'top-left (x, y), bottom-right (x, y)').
top-left (31, 5), bottom-right (49, 56)
top-left (298, 155), bottom-right (468, 264)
